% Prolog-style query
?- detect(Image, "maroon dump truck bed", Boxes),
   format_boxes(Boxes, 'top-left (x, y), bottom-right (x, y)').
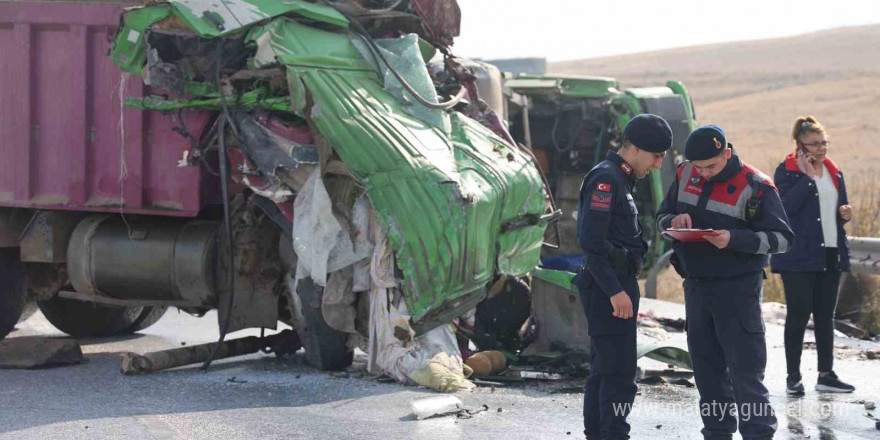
top-left (0, 1), bottom-right (214, 217)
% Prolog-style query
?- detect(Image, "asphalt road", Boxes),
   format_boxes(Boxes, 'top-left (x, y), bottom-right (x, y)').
top-left (1, 300), bottom-right (878, 440)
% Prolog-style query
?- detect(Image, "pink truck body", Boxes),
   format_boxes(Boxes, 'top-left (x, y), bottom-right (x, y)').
top-left (0, 1), bottom-right (215, 217)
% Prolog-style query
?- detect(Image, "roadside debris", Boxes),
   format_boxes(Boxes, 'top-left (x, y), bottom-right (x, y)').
top-left (641, 368), bottom-right (694, 380)
top-left (410, 395), bottom-right (463, 420)
top-left (866, 401), bottom-right (876, 410)
top-left (834, 319), bottom-right (868, 339)
top-left (517, 371), bottom-right (564, 381)
top-left (409, 395), bottom-right (489, 420)
top-left (465, 350), bottom-right (507, 376)
top-left (638, 312), bottom-right (685, 332)
top-left (639, 376), bottom-right (667, 385)
top-left (119, 330), bottom-right (301, 375)
top-left (0, 337), bottom-right (83, 369)
top-left (803, 341), bottom-right (879, 360)
top-left (670, 377), bottom-right (696, 388)
top-left (867, 413), bottom-right (880, 431)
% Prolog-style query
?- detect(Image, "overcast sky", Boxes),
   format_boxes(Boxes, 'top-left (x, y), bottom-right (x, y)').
top-left (454, 0), bottom-right (880, 61)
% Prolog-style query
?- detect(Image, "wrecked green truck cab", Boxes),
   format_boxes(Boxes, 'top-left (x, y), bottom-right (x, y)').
top-left (109, 0), bottom-right (553, 340)
top-left (505, 74), bottom-right (697, 272)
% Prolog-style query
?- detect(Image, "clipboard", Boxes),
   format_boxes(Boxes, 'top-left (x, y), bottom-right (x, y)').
top-left (661, 228), bottom-right (720, 243)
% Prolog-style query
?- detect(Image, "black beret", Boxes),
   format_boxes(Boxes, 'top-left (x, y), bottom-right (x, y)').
top-left (623, 114), bottom-right (673, 153)
top-left (685, 124), bottom-right (730, 161)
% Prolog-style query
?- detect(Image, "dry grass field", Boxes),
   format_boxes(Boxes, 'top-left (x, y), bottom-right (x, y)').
top-left (552, 25), bottom-right (880, 332)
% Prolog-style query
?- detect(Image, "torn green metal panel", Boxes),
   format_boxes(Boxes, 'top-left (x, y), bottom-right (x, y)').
top-left (265, 21), bottom-right (547, 330)
top-left (246, 18), bottom-right (370, 70)
top-left (111, 0), bottom-right (347, 75)
top-left (111, 5), bottom-right (173, 74)
top-left (449, 114), bottom-right (545, 274)
top-left (166, 0), bottom-right (347, 37)
top-left (353, 34), bottom-right (450, 133)
top-left (125, 93), bottom-right (290, 112)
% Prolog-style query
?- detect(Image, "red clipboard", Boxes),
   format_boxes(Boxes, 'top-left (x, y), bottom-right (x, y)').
top-left (662, 228), bottom-right (720, 243)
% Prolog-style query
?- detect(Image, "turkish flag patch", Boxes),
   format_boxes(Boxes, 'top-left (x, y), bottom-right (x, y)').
top-left (596, 183), bottom-right (612, 192)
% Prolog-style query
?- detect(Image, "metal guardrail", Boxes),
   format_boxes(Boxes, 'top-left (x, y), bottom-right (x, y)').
top-left (644, 236), bottom-right (880, 298)
top-left (847, 236), bottom-right (880, 275)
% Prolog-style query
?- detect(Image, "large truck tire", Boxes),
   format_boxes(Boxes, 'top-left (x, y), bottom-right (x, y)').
top-left (38, 296), bottom-right (144, 338)
top-left (0, 248), bottom-right (28, 341)
top-left (123, 306), bottom-right (168, 333)
top-left (295, 277), bottom-right (353, 371)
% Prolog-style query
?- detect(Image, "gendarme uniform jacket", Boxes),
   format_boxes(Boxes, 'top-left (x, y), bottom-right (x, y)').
top-left (770, 153), bottom-right (850, 272)
top-left (576, 151), bottom-right (647, 296)
top-left (656, 152), bottom-right (794, 279)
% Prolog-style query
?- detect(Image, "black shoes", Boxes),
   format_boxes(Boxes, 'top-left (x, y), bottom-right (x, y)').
top-left (815, 371), bottom-right (855, 393)
top-left (786, 374), bottom-right (805, 396)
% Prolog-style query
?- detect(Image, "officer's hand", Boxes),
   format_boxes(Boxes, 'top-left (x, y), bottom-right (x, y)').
top-left (610, 291), bottom-right (633, 319)
top-left (704, 229), bottom-right (731, 249)
top-left (839, 205), bottom-right (853, 221)
top-left (670, 213), bottom-right (693, 229)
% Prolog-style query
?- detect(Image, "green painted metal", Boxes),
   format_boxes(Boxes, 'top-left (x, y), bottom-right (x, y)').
top-left (111, 0), bottom-right (347, 74)
top-left (556, 75), bottom-right (618, 98)
top-left (531, 268), bottom-right (576, 293)
top-left (167, 0), bottom-right (347, 37)
top-left (110, 11), bottom-right (549, 332)
top-left (111, 5), bottom-right (172, 74)
top-left (508, 75), bottom-right (618, 99)
top-left (622, 86), bottom-right (674, 100)
top-left (270, 21), bottom-right (547, 327)
top-left (125, 93), bottom-right (291, 112)
top-left (665, 80), bottom-right (697, 127)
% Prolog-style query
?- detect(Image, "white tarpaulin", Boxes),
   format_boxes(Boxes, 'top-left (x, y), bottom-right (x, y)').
top-left (365, 214), bottom-right (473, 392)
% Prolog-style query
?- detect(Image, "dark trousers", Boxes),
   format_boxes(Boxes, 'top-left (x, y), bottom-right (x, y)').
top-left (779, 248), bottom-right (841, 376)
top-left (684, 273), bottom-right (777, 440)
top-left (579, 273), bottom-right (639, 440)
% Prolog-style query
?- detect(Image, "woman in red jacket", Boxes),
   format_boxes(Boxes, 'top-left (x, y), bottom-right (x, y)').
top-left (771, 116), bottom-right (855, 396)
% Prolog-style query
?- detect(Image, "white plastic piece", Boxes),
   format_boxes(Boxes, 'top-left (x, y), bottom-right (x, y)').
top-left (409, 395), bottom-right (463, 420)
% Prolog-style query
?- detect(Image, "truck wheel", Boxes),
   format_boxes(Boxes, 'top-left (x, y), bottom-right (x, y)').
top-left (123, 306), bottom-right (168, 333)
top-left (38, 296), bottom-right (144, 338)
top-left (295, 277), bottom-right (353, 371)
top-left (0, 248), bottom-right (28, 341)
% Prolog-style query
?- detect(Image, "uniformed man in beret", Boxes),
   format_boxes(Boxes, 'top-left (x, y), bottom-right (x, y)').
top-left (575, 114), bottom-right (673, 440)
top-left (656, 125), bottom-right (793, 440)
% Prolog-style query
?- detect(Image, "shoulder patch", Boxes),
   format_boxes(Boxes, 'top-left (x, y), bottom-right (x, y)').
top-left (589, 183), bottom-right (613, 211)
top-left (589, 191), bottom-right (612, 211)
